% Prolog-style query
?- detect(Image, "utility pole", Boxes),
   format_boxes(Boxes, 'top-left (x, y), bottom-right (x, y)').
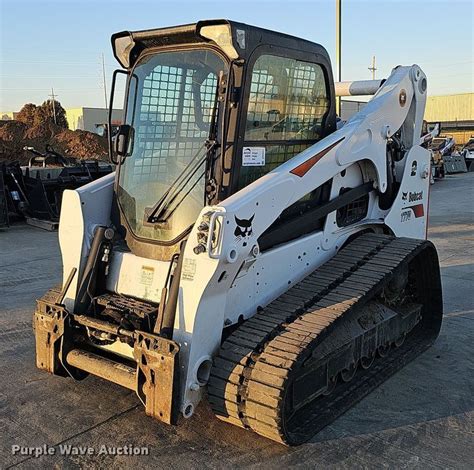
top-left (49, 88), bottom-right (57, 124)
top-left (335, 0), bottom-right (342, 116)
top-left (101, 53), bottom-right (108, 111)
top-left (368, 55), bottom-right (377, 80)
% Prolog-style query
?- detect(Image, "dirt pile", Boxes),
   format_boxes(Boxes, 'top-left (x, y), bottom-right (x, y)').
top-left (52, 129), bottom-right (109, 159)
top-left (0, 119), bottom-right (109, 164)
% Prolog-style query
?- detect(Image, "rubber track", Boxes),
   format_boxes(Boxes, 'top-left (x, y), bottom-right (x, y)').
top-left (208, 233), bottom-right (442, 445)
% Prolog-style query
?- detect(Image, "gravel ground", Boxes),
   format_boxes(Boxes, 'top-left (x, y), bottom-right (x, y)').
top-left (1, 172), bottom-right (473, 469)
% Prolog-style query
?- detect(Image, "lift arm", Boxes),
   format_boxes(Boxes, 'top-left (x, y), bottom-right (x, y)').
top-left (174, 64), bottom-right (429, 417)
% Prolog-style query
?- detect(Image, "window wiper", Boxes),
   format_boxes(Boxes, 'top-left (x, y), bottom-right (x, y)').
top-left (146, 73), bottom-right (222, 225)
top-left (145, 141), bottom-right (211, 224)
top-left (152, 167), bottom-right (208, 223)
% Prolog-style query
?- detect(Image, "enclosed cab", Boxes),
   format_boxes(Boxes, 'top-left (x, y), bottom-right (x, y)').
top-left (110, 20), bottom-right (336, 259)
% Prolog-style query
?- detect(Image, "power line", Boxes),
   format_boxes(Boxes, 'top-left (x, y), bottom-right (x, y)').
top-left (1, 57), bottom-right (117, 66)
top-left (417, 59), bottom-right (474, 67)
top-left (335, 0), bottom-right (342, 116)
top-left (2, 88), bottom-right (107, 91)
top-left (0, 74), bottom-right (110, 79)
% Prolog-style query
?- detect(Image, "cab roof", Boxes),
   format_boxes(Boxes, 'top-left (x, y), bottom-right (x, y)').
top-left (111, 19), bottom-right (329, 69)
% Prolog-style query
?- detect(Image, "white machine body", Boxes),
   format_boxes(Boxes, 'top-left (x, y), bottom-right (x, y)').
top-left (58, 64), bottom-right (431, 418)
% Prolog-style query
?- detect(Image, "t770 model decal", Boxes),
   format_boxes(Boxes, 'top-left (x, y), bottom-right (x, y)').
top-left (290, 137), bottom-right (345, 177)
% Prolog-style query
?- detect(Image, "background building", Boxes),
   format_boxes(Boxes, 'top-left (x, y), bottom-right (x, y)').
top-left (424, 93), bottom-right (474, 145)
top-left (66, 107), bottom-right (123, 133)
top-left (1, 107), bottom-right (123, 135)
top-left (1, 111), bottom-right (19, 120)
top-left (339, 94), bottom-right (473, 146)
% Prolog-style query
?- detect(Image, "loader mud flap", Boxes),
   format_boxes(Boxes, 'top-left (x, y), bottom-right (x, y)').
top-left (134, 332), bottom-right (180, 425)
top-left (209, 233), bottom-right (443, 445)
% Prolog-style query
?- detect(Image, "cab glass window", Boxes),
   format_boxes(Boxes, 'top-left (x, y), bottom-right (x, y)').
top-left (240, 54), bottom-right (329, 189)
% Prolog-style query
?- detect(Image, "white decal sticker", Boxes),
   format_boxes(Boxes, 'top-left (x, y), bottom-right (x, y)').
top-left (242, 147), bottom-right (265, 167)
top-left (140, 266), bottom-right (154, 286)
top-left (182, 258), bottom-right (197, 281)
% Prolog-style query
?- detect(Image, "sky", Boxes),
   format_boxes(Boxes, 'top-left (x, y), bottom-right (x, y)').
top-left (1, 0), bottom-right (473, 111)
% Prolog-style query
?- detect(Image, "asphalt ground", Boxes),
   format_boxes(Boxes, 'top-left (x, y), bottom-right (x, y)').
top-left (1, 172), bottom-right (473, 469)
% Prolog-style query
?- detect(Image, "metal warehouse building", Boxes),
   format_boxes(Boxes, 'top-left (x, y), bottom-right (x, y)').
top-left (424, 93), bottom-right (474, 145)
top-left (341, 94), bottom-right (473, 146)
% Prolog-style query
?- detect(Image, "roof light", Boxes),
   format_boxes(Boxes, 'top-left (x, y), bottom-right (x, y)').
top-left (199, 24), bottom-right (239, 60)
top-left (114, 35), bottom-right (135, 68)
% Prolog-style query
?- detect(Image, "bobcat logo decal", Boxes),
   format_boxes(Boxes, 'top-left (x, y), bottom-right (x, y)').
top-left (234, 215), bottom-right (254, 238)
top-left (402, 192), bottom-right (408, 201)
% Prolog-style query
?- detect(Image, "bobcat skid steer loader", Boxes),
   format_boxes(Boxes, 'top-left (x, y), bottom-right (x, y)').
top-left (33, 20), bottom-right (443, 445)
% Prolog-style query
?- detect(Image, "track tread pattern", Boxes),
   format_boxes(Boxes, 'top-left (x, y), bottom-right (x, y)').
top-left (208, 233), bottom-right (442, 445)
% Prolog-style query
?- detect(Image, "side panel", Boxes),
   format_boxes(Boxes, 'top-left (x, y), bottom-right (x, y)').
top-left (385, 146), bottom-right (431, 239)
top-left (224, 162), bottom-right (378, 323)
top-left (59, 172), bottom-right (115, 310)
top-left (224, 231), bottom-right (327, 323)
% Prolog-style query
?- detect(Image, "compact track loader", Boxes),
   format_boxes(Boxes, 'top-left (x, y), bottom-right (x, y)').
top-left (34, 20), bottom-right (443, 445)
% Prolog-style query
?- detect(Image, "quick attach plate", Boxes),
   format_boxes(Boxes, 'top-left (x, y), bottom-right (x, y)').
top-left (33, 287), bottom-right (68, 376)
top-left (134, 331), bottom-right (180, 424)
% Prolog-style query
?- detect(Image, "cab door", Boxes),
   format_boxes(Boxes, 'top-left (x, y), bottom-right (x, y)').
top-left (233, 48), bottom-right (335, 250)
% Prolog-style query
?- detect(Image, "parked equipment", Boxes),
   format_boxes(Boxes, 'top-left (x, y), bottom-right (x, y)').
top-left (428, 136), bottom-right (454, 179)
top-left (0, 168), bottom-right (9, 228)
top-left (33, 20), bottom-right (443, 445)
top-left (0, 146), bottom-right (113, 229)
top-left (435, 136), bottom-right (456, 156)
top-left (443, 154), bottom-right (467, 174)
top-left (462, 136), bottom-right (474, 171)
